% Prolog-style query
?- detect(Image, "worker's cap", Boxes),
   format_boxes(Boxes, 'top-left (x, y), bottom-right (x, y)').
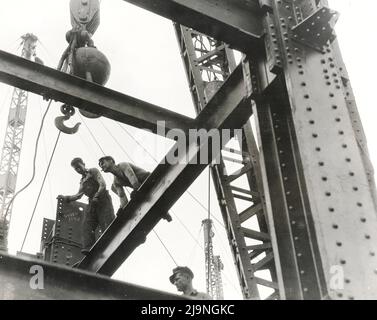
top-left (169, 266), bottom-right (194, 284)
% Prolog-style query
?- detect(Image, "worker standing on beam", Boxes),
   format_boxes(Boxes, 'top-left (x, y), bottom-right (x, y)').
top-left (58, 157), bottom-right (115, 254)
top-left (170, 266), bottom-right (212, 300)
top-left (98, 156), bottom-right (172, 221)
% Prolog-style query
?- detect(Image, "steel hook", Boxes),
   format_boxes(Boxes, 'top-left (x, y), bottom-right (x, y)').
top-left (54, 104), bottom-right (81, 134)
top-left (55, 114), bottom-right (81, 134)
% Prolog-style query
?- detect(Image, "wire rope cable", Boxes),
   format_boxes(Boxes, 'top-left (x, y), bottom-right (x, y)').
top-left (20, 131), bottom-right (61, 251)
top-left (2, 99), bottom-right (53, 227)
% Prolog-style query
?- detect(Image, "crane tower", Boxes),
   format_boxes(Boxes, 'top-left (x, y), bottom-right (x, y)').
top-left (0, 34), bottom-right (39, 251)
top-left (202, 218), bottom-right (224, 300)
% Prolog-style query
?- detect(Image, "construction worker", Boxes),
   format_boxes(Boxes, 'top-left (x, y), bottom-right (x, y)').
top-left (58, 157), bottom-right (115, 254)
top-left (98, 156), bottom-right (172, 221)
top-left (169, 266), bottom-right (212, 300)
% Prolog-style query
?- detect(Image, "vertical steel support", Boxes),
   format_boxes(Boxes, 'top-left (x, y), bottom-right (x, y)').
top-left (248, 0), bottom-right (377, 299)
top-left (174, 24), bottom-right (278, 299)
top-left (41, 199), bottom-right (88, 266)
top-left (40, 199), bottom-right (105, 267)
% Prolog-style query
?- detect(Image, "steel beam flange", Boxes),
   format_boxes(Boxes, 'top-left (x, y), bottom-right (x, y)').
top-left (0, 253), bottom-right (188, 300)
top-left (122, 0), bottom-right (265, 53)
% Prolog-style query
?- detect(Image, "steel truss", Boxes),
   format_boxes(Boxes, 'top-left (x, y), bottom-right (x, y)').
top-left (0, 0), bottom-right (376, 299)
top-left (202, 219), bottom-right (225, 300)
top-left (174, 24), bottom-right (278, 299)
top-left (0, 34), bottom-right (38, 251)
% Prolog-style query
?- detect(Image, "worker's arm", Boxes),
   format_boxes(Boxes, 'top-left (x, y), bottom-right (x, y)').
top-left (111, 183), bottom-right (128, 208)
top-left (89, 168), bottom-right (106, 199)
top-left (68, 191), bottom-right (84, 202)
top-left (57, 187), bottom-right (84, 202)
top-left (121, 163), bottom-right (141, 190)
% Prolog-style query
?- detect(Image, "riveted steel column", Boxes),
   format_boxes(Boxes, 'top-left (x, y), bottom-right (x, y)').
top-left (250, 0), bottom-right (377, 299)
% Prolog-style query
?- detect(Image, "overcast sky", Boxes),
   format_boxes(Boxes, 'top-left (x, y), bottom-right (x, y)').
top-left (0, 0), bottom-right (376, 299)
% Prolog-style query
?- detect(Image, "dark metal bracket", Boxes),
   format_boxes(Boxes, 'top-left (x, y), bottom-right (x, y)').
top-left (291, 6), bottom-right (339, 52)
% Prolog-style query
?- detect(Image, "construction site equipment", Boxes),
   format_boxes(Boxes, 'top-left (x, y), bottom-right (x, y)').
top-left (0, 34), bottom-right (39, 252)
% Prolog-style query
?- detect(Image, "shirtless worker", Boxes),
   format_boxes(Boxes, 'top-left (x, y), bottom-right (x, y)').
top-left (58, 157), bottom-right (115, 254)
top-left (98, 156), bottom-right (172, 222)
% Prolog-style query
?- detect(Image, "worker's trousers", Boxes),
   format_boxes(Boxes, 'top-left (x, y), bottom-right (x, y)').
top-left (82, 190), bottom-right (115, 250)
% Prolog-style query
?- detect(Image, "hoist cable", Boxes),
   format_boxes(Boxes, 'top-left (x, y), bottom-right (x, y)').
top-left (152, 230), bottom-right (178, 266)
top-left (98, 118), bottom-right (133, 160)
top-left (186, 225), bottom-right (204, 265)
top-left (20, 130), bottom-right (61, 251)
top-left (78, 113), bottom-right (106, 156)
top-left (38, 102), bottom-right (55, 219)
top-left (2, 99), bottom-right (53, 227)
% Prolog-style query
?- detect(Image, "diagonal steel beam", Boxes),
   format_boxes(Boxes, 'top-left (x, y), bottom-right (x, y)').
top-left (0, 253), bottom-right (187, 299)
top-left (0, 50), bottom-right (194, 135)
top-left (122, 0), bottom-right (264, 52)
top-left (78, 64), bottom-right (252, 275)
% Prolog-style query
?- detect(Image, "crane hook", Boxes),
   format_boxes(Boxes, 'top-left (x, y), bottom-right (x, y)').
top-left (54, 104), bottom-right (81, 134)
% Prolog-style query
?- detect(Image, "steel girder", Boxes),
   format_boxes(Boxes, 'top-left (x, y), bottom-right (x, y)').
top-left (78, 64), bottom-right (253, 275)
top-left (0, 253), bottom-right (187, 299)
top-left (0, 50), bottom-right (194, 135)
top-left (122, 0), bottom-right (264, 53)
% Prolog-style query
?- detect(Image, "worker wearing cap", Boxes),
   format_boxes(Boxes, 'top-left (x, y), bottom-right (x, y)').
top-left (170, 266), bottom-right (212, 299)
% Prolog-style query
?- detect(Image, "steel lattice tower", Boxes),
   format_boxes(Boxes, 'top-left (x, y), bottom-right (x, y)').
top-left (213, 255), bottom-right (224, 299)
top-left (202, 219), bottom-right (224, 300)
top-left (0, 34), bottom-right (38, 251)
top-left (175, 25), bottom-right (278, 299)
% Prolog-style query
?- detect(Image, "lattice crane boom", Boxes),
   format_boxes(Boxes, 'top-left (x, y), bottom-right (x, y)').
top-left (0, 33), bottom-right (39, 251)
top-left (174, 24), bottom-right (278, 299)
top-left (202, 218), bottom-right (224, 300)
